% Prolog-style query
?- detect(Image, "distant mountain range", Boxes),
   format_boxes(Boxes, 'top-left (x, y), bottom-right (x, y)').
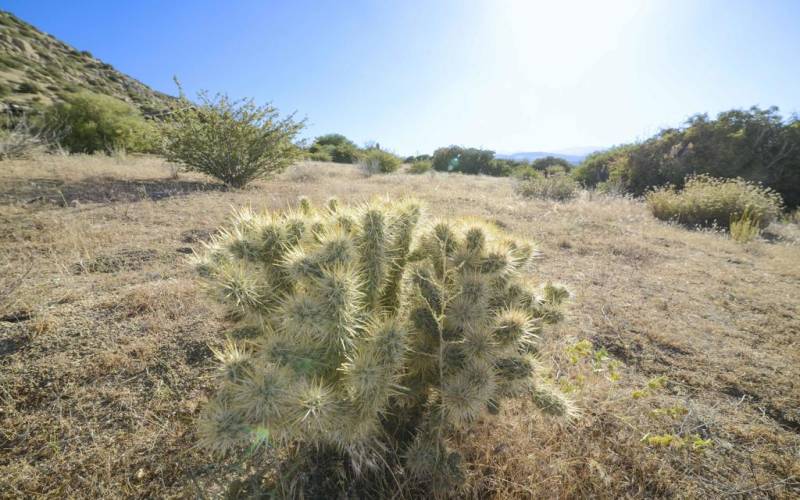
top-left (496, 147), bottom-right (602, 165)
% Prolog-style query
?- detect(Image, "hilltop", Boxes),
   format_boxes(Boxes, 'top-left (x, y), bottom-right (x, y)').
top-left (0, 11), bottom-right (173, 115)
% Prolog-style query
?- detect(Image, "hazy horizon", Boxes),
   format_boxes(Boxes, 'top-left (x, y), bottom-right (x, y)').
top-left (4, 0), bottom-right (799, 156)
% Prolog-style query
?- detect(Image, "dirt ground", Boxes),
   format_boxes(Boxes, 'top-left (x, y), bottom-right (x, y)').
top-left (1, 155), bottom-right (798, 498)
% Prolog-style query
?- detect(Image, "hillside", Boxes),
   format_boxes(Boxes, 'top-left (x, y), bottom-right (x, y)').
top-left (0, 11), bottom-right (173, 115)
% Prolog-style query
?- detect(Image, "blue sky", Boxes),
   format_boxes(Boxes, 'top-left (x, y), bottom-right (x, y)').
top-left (4, 0), bottom-right (799, 156)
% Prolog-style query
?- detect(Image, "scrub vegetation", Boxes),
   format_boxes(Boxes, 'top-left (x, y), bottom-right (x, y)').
top-left (1, 8), bottom-right (799, 499)
top-left (2, 158), bottom-right (799, 497)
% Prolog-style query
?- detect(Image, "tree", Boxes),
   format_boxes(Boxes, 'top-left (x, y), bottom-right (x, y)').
top-left (575, 107), bottom-right (800, 208)
top-left (313, 133), bottom-right (355, 148)
top-left (161, 88), bottom-right (304, 187)
top-left (432, 146), bottom-right (501, 175)
top-left (531, 156), bottom-right (571, 172)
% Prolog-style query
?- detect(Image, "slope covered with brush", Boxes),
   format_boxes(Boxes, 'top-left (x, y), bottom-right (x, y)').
top-left (0, 11), bottom-right (173, 115)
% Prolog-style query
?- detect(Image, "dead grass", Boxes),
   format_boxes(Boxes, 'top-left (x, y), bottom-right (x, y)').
top-left (1, 156), bottom-right (799, 498)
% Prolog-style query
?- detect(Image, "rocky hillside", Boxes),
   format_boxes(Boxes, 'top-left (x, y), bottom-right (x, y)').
top-left (0, 10), bottom-right (173, 115)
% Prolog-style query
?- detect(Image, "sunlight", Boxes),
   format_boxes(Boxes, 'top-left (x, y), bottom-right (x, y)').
top-left (489, 0), bottom-right (649, 82)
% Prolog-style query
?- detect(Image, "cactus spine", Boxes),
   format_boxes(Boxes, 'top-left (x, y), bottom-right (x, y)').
top-left (194, 197), bottom-right (573, 494)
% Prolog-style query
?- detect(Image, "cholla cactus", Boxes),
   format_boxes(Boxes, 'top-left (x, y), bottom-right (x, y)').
top-left (398, 219), bottom-right (574, 495)
top-left (194, 197), bottom-right (573, 495)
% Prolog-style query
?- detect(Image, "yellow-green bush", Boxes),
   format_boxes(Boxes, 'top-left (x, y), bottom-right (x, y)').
top-left (44, 91), bottom-right (157, 154)
top-left (360, 149), bottom-right (401, 174)
top-left (408, 159), bottom-right (432, 174)
top-left (193, 197), bottom-right (574, 496)
top-left (729, 208), bottom-right (761, 242)
top-left (646, 174), bottom-right (783, 230)
top-left (517, 174), bottom-right (578, 201)
top-left (309, 133), bottom-right (361, 164)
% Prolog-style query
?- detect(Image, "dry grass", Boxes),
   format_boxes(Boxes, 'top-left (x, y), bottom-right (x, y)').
top-left (1, 156), bottom-right (799, 498)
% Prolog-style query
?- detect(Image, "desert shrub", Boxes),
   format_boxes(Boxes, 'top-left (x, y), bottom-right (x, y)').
top-left (408, 159), bottom-right (432, 174)
top-left (594, 177), bottom-right (628, 197)
top-left (545, 165), bottom-right (568, 177)
top-left (432, 146), bottom-right (461, 172)
top-left (0, 117), bottom-right (45, 160)
top-left (307, 149), bottom-right (333, 162)
top-left (313, 133), bottom-right (353, 148)
top-left (161, 89), bottom-right (304, 187)
top-left (572, 145), bottom-right (634, 187)
top-left (517, 175), bottom-right (579, 201)
top-left (44, 91), bottom-right (156, 154)
top-left (0, 54), bottom-right (23, 70)
top-left (485, 158), bottom-right (514, 177)
top-left (730, 208), bottom-right (761, 243)
top-left (360, 148), bottom-right (401, 174)
top-left (405, 154), bottom-right (432, 163)
top-left (193, 197), bottom-right (574, 496)
top-left (531, 156), bottom-right (572, 172)
top-left (575, 108), bottom-right (800, 208)
top-left (330, 143), bottom-right (361, 163)
top-left (511, 165), bottom-right (542, 181)
top-left (309, 134), bottom-right (361, 164)
top-left (432, 146), bottom-right (503, 176)
top-left (17, 81), bottom-right (40, 94)
top-left (458, 148), bottom-right (496, 175)
top-left (646, 175), bottom-right (783, 229)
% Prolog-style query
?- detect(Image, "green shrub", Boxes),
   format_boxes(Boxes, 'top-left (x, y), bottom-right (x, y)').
top-left (517, 175), bottom-right (579, 201)
top-left (432, 146), bottom-right (503, 176)
top-left (405, 154), bottom-right (432, 163)
top-left (44, 91), bottom-right (157, 154)
top-left (545, 165), bottom-right (568, 177)
top-left (594, 178), bottom-right (628, 197)
top-left (161, 88), bottom-right (304, 187)
top-left (646, 175), bottom-right (783, 229)
top-left (485, 158), bottom-right (514, 177)
top-left (408, 159), bottom-right (432, 174)
top-left (313, 133), bottom-right (353, 148)
top-left (307, 149), bottom-right (333, 162)
top-left (330, 143), bottom-right (361, 163)
top-left (511, 165), bottom-right (542, 181)
top-left (17, 81), bottom-right (40, 94)
top-left (193, 198), bottom-right (575, 496)
top-left (572, 145), bottom-right (634, 187)
top-left (360, 148), bottom-right (401, 174)
top-left (574, 108), bottom-right (800, 209)
top-left (0, 54), bottom-right (22, 70)
top-left (309, 134), bottom-right (361, 164)
top-left (531, 156), bottom-right (571, 171)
